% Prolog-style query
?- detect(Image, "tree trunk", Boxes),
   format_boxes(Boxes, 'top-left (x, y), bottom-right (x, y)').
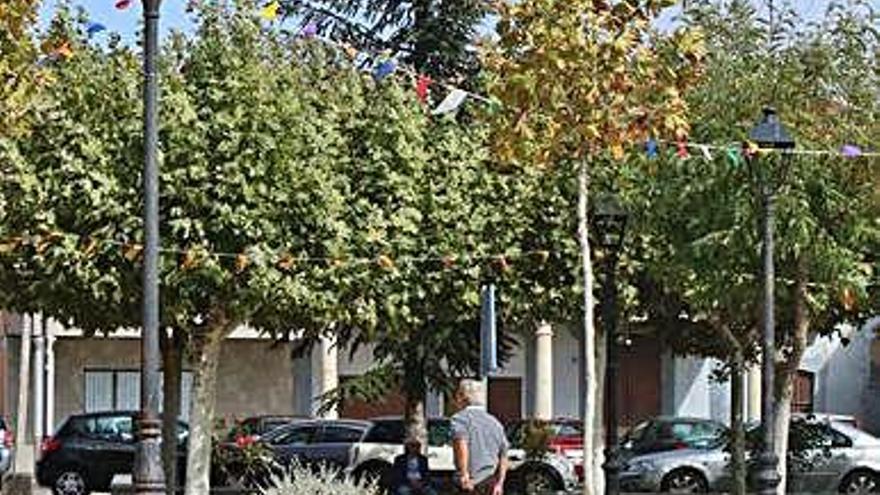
top-left (592, 328), bottom-right (606, 495)
top-left (404, 396), bottom-right (427, 451)
top-left (162, 329), bottom-right (183, 494)
top-left (719, 323), bottom-right (746, 495)
top-left (184, 313), bottom-right (230, 495)
top-left (730, 352), bottom-right (746, 495)
top-left (578, 162), bottom-right (597, 495)
top-left (773, 258), bottom-right (810, 495)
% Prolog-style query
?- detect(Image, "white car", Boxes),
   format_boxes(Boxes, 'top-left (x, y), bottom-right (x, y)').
top-left (262, 417), bottom-right (578, 494)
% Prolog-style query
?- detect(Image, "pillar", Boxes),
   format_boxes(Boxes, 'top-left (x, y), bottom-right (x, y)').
top-left (32, 317), bottom-right (45, 442)
top-left (534, 322), bottom-right (554, 420)
top-left (747, 363), bottom-right (762, 423)
top-left (14, 313), bottom-right (34, 474)
top-left (312, 335), bottom-right (339, 419)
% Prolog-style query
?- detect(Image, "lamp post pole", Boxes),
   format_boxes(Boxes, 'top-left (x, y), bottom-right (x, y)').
top-left (748, 107), bottom-right (794, 495)
top-left (136, 0), bottom-right (165, 493)
top-left (592, 194), bottom-right (627, 495)
top-left (602, 248), bottom-right (621, 495)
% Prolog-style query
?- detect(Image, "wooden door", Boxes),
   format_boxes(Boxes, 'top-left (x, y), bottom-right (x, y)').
top-left (792, 370), bottom-right (815, 413)
top-left (488, 377), bottom-right (522, 425)
top-left (614, 336), bottom-right (662, 428)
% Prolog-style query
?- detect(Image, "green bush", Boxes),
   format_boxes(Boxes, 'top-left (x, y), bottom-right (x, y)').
top-left (262, 464), bottom-right (380, 495)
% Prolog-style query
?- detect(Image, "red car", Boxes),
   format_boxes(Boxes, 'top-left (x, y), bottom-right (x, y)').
top-left (507, 418), bottom-right (584, 480)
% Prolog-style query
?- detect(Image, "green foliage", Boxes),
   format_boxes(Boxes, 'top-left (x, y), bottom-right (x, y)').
top-left (266, 463), bottom-right (379, 495)
top-left (278, 0), bottom-right (487, 79)
top-left (0, 0), bottom-right (41, 138)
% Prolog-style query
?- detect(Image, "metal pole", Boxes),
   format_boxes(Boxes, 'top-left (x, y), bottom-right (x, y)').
top-left (136, 0), bottom-right (165, 493)
top-left (756, 178), bottom-right (780, 495)
top-left (602, 252), bottom-right (621, 495)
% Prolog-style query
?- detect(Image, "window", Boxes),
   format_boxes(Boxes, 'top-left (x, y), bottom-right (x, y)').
top-left (270, 425), bottom-right (317, 446)
top-left (319, 426), bottom-right (364, 443)
top-left (94, 415), bottom-right (135, 442)
top-left (364, 421), bottom-right (405, 444)
top-left (84, 369), bottom-right (193, 419)
top-left (428, 420), bottom-right (452, 447)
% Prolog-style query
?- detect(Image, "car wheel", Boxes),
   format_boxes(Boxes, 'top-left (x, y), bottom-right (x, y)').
top-left (53, 469), bottom-right (89, 495)
top-left (507, 466), bottom-right (561, 495)
top-left (840, 470), bottom-right (880, 494)
top-left (660, 468), bottom-right (708, 493)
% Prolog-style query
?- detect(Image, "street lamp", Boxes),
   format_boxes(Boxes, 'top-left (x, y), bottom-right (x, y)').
top-left (136, 0), bottom-right (165, 493)
top-left (593, 193), bottom-right (628, 495)
top-left (748, 107), bottom-right (795, 495)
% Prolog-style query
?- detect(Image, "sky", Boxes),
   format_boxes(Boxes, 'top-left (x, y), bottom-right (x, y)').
top-left (37, 1), bottom-right (878, 46)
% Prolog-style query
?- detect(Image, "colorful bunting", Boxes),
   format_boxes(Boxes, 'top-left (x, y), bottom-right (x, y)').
top-left (416, 75), bottom-right (432, 104)
top-left (611, 143), bottom-right (625, 160)
top-left (676, 139), bottom-right (689, 159)
top-left (261, 1), bottom-right (280, 21)
top-left (115, 0), bottom-right (132, 10)
top-left (841, 287), bottom-right (856, 311)
top-left (372, 60), bottom-right (396, 81)
top-left (726, 146), bottom-right (742, 167)
top-left (646, 139), bottom-right (659, 159)
top-left (432, 89), bottom-right (468, 115)
top-left (123, 243), bottom-right (144, 262)
top-left (841, 144), bottom-right (862, 158)
top-left (54, 42), bottom-right (73, 60)
top-left (301, 22), bottom-right (318, 38)
top-left (699, 145), bottom-right (712, 161)
top-left (87, 22), bottom-right (107, 37)
top-left (744, 141), bottom-right (760, 158)
top-left (235, 253), bottom-right (250, 273)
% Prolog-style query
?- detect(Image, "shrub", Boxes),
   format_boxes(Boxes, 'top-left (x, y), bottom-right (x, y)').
top-left (262, 464), bottom-right (380, 495)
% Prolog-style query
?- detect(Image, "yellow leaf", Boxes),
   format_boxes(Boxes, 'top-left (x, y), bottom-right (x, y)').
top-left (235, 253), bottom-right (250, 273)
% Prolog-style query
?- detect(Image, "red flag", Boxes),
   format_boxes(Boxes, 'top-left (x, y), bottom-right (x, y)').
top-left (416, 75), bottom-right (432, 104)
top-left (115, 0), bottom-right (132, 10)
top-left (676, 139), bottom-right (689, 158)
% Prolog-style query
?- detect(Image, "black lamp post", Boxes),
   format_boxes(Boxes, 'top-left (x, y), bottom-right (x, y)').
top-left (136, 0), bottom-right (165, 493)
top-left (593, 194), bottom-right (628, 495)
top-left (748, 107), bottom-right (795, 495)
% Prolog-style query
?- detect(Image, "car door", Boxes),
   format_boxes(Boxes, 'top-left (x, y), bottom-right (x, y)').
top-left (427, 419), bottom-right (455, 473)
top-left (95, 415), bottom-right (137, 477)
top-left (267, 423), bottom-right (319, 468)
top-left (313, 424), bottom-right (366, 470)
top-left (786, 421), bottom-right (844, 493)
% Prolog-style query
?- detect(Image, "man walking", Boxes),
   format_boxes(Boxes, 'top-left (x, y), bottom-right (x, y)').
top-left (452, 379), bottom-right (509, 495)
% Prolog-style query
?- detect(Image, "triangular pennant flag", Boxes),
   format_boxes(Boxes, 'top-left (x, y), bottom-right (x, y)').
top-left (841, 144), bottom-right (862, 158)
top-left (261, 1), bottom-right (280, 21)
top-left (372, 60), bottom-right (396, 81)
top-left (115, 0), bottom-right (132, 10)
top-left (726, 146), bottom-right (741, 168)
top-left (432, 89), bottom-right (468, 115)
top-left (699, 145), bottom-right (713, 161)
top-left (610, 143), bottom-right (625, 160)
top-left (676, 139), bottom-right (689, 159)
top-left (416, 75), bottom-right (432, 104)
top-left (646, 139), bottom-right (658, 159)
top-left (744, 141), bottom-right (760, 158)
top-left (87, 22), bottom-right (106, 37)
top-left (54, 42), bottom-right (73, 60)
top-left (301, 22), bottom-right (318, 38)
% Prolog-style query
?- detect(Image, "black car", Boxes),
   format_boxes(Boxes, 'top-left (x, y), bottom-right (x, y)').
top-left (225, 415), bottom-right (303, 443)
top-left (36, 411), bottom-right (188, 495)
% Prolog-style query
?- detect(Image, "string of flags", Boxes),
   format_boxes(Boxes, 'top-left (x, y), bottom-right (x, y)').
top-left (44, 1), bottom-right (880, 160)
top-left (0, 231), bottom-right (555, 274)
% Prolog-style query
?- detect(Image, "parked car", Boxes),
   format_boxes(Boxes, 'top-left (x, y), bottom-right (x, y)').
top-left (225, 415), bottom-right (303, 443)
top-left (36, 411), bottom-right (188, 495)
top-left (262, 417), bottom-right (578, 494)
top-left (0, 417), bottom-right (12, 482)
top-left (507, 418), bottom-right (584, 480)
top-left (620, 415), bottom-right (880, 493)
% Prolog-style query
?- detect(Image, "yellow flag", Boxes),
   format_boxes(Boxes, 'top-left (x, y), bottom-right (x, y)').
top-left (261, 1), bottom-right (280, 21)
top-left (610, 142), bottom-right (625, 160)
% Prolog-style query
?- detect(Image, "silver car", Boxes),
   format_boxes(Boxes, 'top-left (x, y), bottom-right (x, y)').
top-left (620, 416), bottom-right (880, 493)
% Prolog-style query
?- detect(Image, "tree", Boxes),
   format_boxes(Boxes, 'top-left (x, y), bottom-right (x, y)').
top-left (628, 1), bottom-right (880, 492)
top-left (0, 0), bottom-right (41, 139)
top-left (278, 0), bottom-right (487, 79)
top-left (482, 1), bottom-right (704, 492)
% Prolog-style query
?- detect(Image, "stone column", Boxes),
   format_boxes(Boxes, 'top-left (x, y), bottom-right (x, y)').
top-left (32, 318), bottom-right (45, 443)
top-left (312, 335), bottom-right (339, 419)
top-left (747, 363), bottom-right (762, 423)
top-left (534, 322), bottom-right (554, 420)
